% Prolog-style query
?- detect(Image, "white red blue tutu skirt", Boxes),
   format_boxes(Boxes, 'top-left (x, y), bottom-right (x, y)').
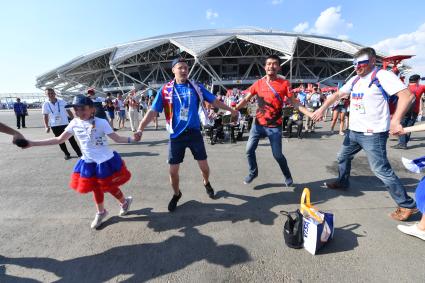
top-left (70, 151), bottom-right (131, 193)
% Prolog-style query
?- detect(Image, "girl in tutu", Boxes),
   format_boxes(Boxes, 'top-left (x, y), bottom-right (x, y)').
top-left (25, 95), bottom-right (135, 229)
top-left (398, 123), bottom-right (425, 240)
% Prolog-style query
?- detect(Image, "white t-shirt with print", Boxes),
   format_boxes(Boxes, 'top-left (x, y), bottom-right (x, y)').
top-left (339, 69), bottom-right (406, 133)
top-left (42, 99), bottom-right (69, 127)
top-left (65, 117), bottom-right (114, 163)
top-left (115, 99), bottom-right (125, 110)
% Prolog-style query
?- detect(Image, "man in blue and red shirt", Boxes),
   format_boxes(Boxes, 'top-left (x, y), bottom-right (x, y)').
top-left (134, 58), bottom-right (238, 212)
top-left (235, 54), bottom-right (311, 185)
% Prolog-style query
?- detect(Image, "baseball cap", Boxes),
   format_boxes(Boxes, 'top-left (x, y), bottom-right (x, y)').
top-left (171, 58), bottom-right (188, 68)
top-left (65, 95), bottom-right (94, 108)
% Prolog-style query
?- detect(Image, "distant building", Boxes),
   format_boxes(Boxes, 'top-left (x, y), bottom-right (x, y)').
top-left (36, 27), bottom-right (385, 96)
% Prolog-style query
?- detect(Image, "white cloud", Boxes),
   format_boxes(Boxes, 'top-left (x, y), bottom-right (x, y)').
top-left (311, 6), bottom-right (353, 37)
top-left (373, 23), bottom-right (425, 75)
top-left (293, 22), bottom-right (309, 33)
top-left (206, 9), bottom-right (219, 20)
top-left (337, 35), bottom-right (349, 40)
top-left (271, 0), bottom-right (283, 4)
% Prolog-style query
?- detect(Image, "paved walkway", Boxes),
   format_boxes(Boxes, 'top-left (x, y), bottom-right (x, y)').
top-left (1, 110), bottom-right (424, 282)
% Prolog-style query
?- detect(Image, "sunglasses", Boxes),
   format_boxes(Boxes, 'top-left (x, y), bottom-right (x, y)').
top-left (353, 59), bottom-right (370, 69)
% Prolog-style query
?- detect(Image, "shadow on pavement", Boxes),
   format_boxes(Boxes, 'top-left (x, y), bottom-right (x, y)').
top-left (317, 223), bottom-right (365, 255)
top-left (0, 227), bottom-right (250, 283)
top-left (100, 189), bottom-right (304, 232)
top-left (119, 151), bottom-right (159, 158)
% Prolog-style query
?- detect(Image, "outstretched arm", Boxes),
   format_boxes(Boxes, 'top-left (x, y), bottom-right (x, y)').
top-left (289, 96), bottom-right (312, 117)
top-left (235, 92), bottom-right (255, 111)
top-left (0, 122), bottom-right (25, 143)
top-left (312, 91), bottom-right (349, 121)
top-left (211, 99), bottom-right (238, 117)
top-left (107, 132), bottom-right (136, 144)
top-left (402, 122), bottom-right (425, 134)
top-left (28, 131), bottom-right (73, 147)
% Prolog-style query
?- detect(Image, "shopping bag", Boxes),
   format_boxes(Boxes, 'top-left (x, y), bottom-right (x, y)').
top-left (281, 210), bottom-right (304, 249)
top-left (300, 188), bottom-right (334, 255)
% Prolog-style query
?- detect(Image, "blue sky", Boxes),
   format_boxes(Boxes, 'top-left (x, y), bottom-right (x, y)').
top-left (1, 0), bottom-right (424, 93)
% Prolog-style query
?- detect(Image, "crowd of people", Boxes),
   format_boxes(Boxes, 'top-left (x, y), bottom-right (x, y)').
top-left (88, 89), bottom-right (154, 132)
top-left (3, 48), bottom-right (425, 242)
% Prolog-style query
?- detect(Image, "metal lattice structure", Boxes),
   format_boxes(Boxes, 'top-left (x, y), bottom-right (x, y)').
top-left (36, 27), bottom-right (384, 96)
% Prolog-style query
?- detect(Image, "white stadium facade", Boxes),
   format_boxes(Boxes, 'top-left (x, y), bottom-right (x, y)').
top-left (36, 27), bottom-right (384, 96)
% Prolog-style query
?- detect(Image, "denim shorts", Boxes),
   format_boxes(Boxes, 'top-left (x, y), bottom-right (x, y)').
top-left (333, 105), bottom-right (347, 113)
top-left (107, 110), bottom-right (115, 119)
top-left (118, 110), bottom-right (126, 119)
top-left (168, 129), bottom-right (207, 164)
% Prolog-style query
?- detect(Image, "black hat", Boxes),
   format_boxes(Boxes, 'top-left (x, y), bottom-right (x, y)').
top-left (65, 95), bottom-right (94, 108)
top-left (171, 57), bottom-right (188, 68)
top-left (409, 74), bottom-right (421, 83)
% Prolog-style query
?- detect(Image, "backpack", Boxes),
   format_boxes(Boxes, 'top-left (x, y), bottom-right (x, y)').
top-left (281, 210), bottom-right (304, 249)
top-left (350, 67), bottom-right (400, 114)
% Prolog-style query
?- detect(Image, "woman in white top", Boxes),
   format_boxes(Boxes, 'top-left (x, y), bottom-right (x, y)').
top-left (125, 90), bottom-right (140, 132)
top-left (25, 95), bottom-right (137, 229)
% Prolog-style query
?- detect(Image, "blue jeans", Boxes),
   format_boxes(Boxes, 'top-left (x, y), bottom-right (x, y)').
top-left (337, 130), bottom-right (416, 208)
top-left (398, 112), bottom-right (418, 145)
top-left (246, 123), bottom-right (292, 179)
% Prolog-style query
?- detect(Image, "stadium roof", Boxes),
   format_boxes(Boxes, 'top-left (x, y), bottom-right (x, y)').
top-left (36, 27), bottom-right (385, 95)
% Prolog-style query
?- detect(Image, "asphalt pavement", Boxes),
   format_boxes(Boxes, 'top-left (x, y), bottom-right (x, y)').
top-left (0, 109), bottom-right (424, 282)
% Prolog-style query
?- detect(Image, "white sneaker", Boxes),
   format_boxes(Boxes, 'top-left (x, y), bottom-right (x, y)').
top-left (397, 223), bottom-right (425, 240)
top-left (119, 196), bottom-right (133, 216)
top-left (91, 210), bottom-right (108, 229)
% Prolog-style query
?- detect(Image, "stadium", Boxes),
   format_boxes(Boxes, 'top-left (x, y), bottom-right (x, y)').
top-left (36, 27), bottom-right (384, 95)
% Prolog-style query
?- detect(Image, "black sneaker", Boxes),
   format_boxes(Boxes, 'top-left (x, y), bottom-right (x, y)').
top-left (243, 173), bottom-right (258, 184)
top-left (391, 143), bottom-right (407, 149)
top-left (204, 182), bottom-right (215, 199)
top-left (168, 191), bottom-right (182, 212)
top-left (64, 155), bottom-right (72, 160)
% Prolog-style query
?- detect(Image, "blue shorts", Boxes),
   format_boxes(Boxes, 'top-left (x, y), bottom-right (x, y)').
top-left (333, 105), bottom-right (347, 113)
top-left (119, 110), bottom-right (126, 119)
top-left (168, 129), bottom-right (207, 164)
top-left (107, 110), bottom-right (115, 119)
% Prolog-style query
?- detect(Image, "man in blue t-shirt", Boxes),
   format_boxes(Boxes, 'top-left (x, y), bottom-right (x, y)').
top-left (134, 58), bottom-right (238, 212)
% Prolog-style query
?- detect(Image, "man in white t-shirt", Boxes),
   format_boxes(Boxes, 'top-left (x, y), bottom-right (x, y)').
top-left (42, 88), bottom-right (82, 160)
top-left (115, 93), bottom-right (126, 129)
top-left (312, 47), bottom-right (418, 221)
